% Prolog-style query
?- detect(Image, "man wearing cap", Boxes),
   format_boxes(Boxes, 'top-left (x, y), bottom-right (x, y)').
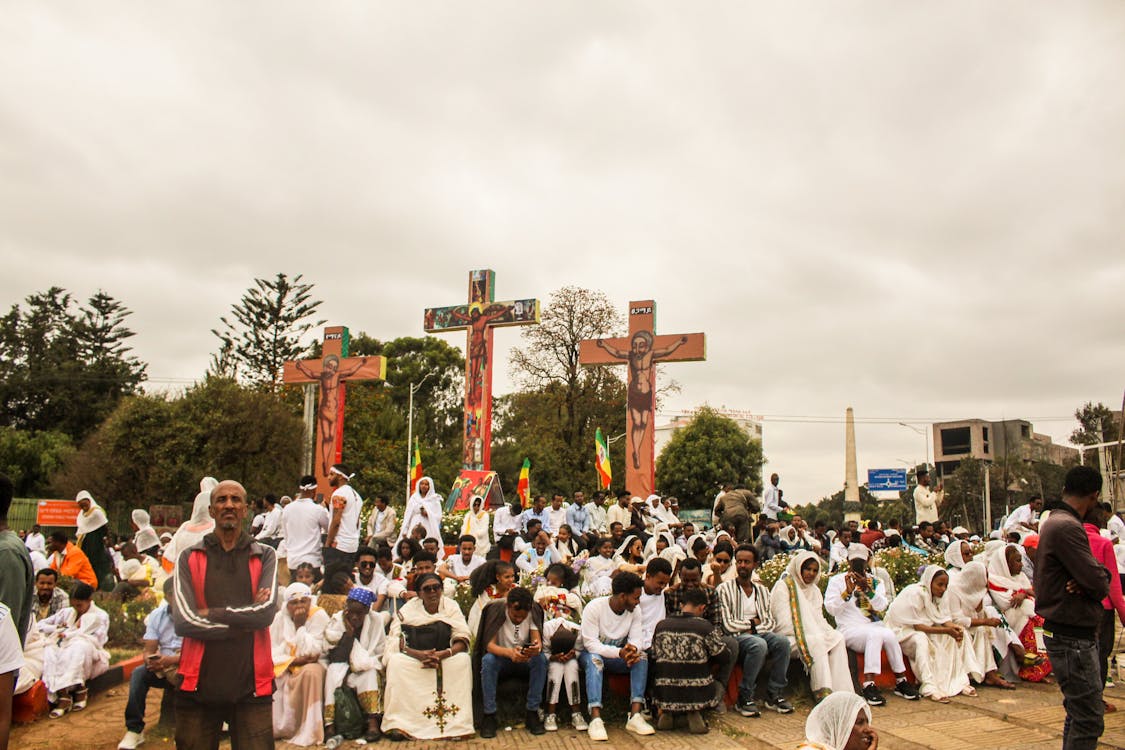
top-left (912, 467), bottom-right (942, 524)
top-left (325, 463), bottom-right (363, 571)
top-left (323, 586), bottom-right (385, 744)
top-left (283, 476), bottom-right (331, 578)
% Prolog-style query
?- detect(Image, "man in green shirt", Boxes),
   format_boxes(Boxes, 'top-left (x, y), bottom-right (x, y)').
top-left (0, 474), bottom-right (33, 644)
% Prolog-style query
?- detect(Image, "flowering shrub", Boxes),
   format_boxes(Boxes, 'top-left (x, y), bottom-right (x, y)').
top-left (451, 581), bottom-right (476, 618)
top-left (95, 593), bottom-right (158, 648)
top-left (441, 510), bottom-right (467, 545)
top-left (872, 547), bottom-right (927, 592)
top-left (756, 551), bottom-right (795, 590)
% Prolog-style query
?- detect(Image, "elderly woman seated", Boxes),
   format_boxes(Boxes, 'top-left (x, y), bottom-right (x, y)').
top-left (382, 572), bottom-right (474, 740)
top-left (270, 582), bottom-right (330, 747)
top-left (37, 582), bottom-right (109, 717)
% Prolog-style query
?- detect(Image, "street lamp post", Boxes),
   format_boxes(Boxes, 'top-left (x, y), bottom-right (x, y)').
top-left (898, 422), bottom-right (930, 469)
top-left (405, 373), bottom-right (433, 500)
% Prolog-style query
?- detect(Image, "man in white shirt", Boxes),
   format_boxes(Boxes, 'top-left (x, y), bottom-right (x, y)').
top-left (282, 476), bottom-right (331, 576)
top-left (587, 492), bottom-right (609, 536)
top-left (912, 467), bottom-right (943, 524)
top-left (352, 546), bottom-right (388, 609)
top-left (824, 555), bottom-right (919, 706)
top-left (325, 463), bottom-right (362, 570)
top-left (440, 536), bottom-right (485, 591)
top-left (24, 524), bottom-right (46, 556)
top-left (638, 558), bottom-right (671, 651)
top-left (761, 474), bottom-right (787, 521)
top-left (579, 572), bottom-right (654, 740)
top-left (605, 492), bottom-right (633, 533)
top-left (546, 495), bottom-right (569, 538)
top-left (254, 495), bottom-right (283, 547)
top-left (1004, 496), bottom-right (1043, 538)
top-left (366, 495), bottom-right (397, 548)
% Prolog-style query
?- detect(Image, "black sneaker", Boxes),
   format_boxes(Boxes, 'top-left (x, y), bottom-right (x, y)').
top-left (735, 698), bottom-right (761, 718)
top-left (480, 713), bottom-right (498, 739)
top-left (525, 710), bottom-right (546, 736)
top-left (764, 694), bottom-right (794, 714)
top-left (894, 680), bottom-right (920, 700)
top-left (862, 684), bottom-right (887, 707)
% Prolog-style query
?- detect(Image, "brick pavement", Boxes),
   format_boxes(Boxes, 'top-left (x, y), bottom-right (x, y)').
top-left (14, 680), bottom-right (1125, 750)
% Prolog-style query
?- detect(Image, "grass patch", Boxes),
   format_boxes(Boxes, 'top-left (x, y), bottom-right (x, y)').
top-left (109, 647), bottom-right (142, 665)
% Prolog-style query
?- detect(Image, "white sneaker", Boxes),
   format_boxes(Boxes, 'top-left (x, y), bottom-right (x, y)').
top-left (572, 712), bottom-right (588, 731)
top-left (587, 716), bottom-right (608, 741)
top-left (118, 731), bottom-right (146, 750)
top-left (544, 713), bottom-right (558, 732)
top-left (626, 712), bottom-right (655, 736)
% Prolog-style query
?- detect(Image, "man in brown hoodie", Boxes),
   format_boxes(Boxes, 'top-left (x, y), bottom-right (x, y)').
top-left (1035, 466), bottom-right (1110, 750)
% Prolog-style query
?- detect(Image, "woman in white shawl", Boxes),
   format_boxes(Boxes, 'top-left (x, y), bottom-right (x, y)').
top-left (271, 583), bottom-right (329, 746)
top-left (885, 566), bottom-right (977, 702)
top-left (131, 508), bottom-right (161, 558)
top-left (943, 539), bottom-right (974, 575)
top-left (74, 490), bottom-right (112, 590)
top-left (382, 573), bottom-right (474, 740)
top-left (397, 477), bottom-right (444, 557)
top-left (459, 495), bottom-right (491, 555)
top-left (796, 691), bottom-right (878, 750)
top-left (943, 561), bottom-right (1016, 690)
top-left (37, 582), bottom-right (109, 717)
top-left (162, 477), bottom-right (218, 572)
top-left (770, 550), bottom-right (854, 700)
top-left (987, 543), bottom-right (1052, 682)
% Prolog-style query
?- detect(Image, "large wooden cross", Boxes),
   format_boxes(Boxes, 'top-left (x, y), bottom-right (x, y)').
top-left (424, 270), bottom-right (539, 471)
top-left (579, 301), bottom-right (705, 498)
top-left (282, 326), bottom-right (387, 501)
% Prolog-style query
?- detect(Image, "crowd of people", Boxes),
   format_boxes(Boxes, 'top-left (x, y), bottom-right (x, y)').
top-left (0, 464), bottom-right (1118, 750)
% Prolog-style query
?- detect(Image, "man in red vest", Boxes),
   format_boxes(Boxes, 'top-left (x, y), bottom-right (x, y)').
top-left (172, 479), bottom-right (278, 750)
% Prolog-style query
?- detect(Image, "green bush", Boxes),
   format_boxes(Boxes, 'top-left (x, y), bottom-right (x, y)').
top-left (95, 593), bottom-right (158, 648)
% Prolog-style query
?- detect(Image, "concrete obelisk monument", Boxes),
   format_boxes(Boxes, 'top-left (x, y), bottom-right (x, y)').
top-left (844, 406), bottom-right (862, 524)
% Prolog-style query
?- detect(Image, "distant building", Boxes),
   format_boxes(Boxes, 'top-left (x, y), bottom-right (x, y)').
top-left (654, 408), bottom-right (764, 458)
top-left (932, 418), bottom-right (1078, 478)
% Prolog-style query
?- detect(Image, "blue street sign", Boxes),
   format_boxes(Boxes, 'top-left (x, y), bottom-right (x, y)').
top-left (867, 468), bottom-right (908, 492)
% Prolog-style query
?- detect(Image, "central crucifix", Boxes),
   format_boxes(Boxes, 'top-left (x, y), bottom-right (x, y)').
top-left (425, 269), bottom-right (539, 472)
top-left (580, 300), bottom-right (705, 498)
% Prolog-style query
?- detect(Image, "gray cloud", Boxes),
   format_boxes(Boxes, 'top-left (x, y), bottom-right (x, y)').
top-left (2, 2), bottom-right (1123, 503)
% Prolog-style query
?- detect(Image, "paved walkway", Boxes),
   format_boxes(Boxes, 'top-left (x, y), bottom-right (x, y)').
top-left (13, 680), bottom-right (1125, 749)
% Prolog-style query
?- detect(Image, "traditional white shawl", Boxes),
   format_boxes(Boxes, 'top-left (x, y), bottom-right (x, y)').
top-left (163, 477), bottom-right (218, 568)
top-left (270, 588), bottom-right (330, 670)
top-left (385, 596), bottom-right (471, 666)
top-left (324, 608), bottom-right (385, 673)
top-left (397, 476), bottom-right (444, 551)
top-left (986, 542), bottom-right (1035, 633)
top-left (804, 691), bottom-right (871, 750)
top-left (944, 540), bottom-right (973, 570)
top-left (75, 491), bottom-right (108, 537)
top-left (944, 560), bottom-right (988, 628)
top-left (460, 503), bottom-right (491, 551)
top-left (770, 550), bottom-right (834, 640)
top-left (132, 508), bottom-right (161, 553)
top-left (885, 566), bottom-right (952, 634)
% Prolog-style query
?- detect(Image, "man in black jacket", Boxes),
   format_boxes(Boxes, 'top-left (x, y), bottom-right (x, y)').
top-left (1035, 466), bottom-right (1110, 750)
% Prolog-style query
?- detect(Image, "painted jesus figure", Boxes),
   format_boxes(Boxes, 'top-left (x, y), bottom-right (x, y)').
top-left (450, 303), bottom-right (509, 408)
top-left (595, 332), bottom-right (688, 470)
top-left (294, 354), bottom-right (369, 475)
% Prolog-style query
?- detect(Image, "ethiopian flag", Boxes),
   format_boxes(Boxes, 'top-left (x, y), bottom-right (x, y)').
top-left (409, 439), bottom-right (423, 493)
top-left (595, 427), bottom-right (612, 489)
top-left (517, 458), bottom-right (531, 507)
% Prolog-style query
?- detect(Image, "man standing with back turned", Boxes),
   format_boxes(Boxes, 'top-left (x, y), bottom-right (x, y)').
top-left (1036, 466), bottom-right (1110, 750)
top-left (173, 480), bottom-right (278, 750)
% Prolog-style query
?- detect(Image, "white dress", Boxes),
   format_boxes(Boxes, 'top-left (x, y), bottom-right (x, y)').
top-left (37, 605), bottom-right (110, 701)
top-left (769, 551), bottom-right (854, 697)
top-left (885, 567), bottom-right (977, 698)
top-left (270, 606), bottom-right (330, 746)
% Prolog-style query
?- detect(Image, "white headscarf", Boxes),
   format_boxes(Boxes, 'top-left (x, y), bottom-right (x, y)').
top-left (770, 550), bottom-right (833, 639)
top-left (615, 534), bottom-right (642, 562)
top-left (987, 543), bottom-right (1031, 594)
top-left (120, 558), bottom-right (148, 584)
top-left (75, 491), bottom-right (108, 536)
top-left (163, 476), bottom-right (218, 569)
top-left (944, 560), bottom-right (988, 626)
top-left (885, 565), bottom-right (952, 631)
top-left (132, 509), bottom-right (160, 553)
top-left (397, 476), bottom-right (444, 558)
top-left (804, 691), bottom-right (871, 750)
top-left (284, 582), bottom-right (312, 602)
top-left (944, 539), bottom-right (973, 569)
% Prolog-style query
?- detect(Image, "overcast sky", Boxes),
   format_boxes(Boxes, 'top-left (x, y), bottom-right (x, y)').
top-left (3, 2), bottom-right (1123, 504)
